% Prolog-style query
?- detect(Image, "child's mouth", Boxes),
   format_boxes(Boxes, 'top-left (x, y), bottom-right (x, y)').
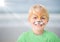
top-left (34, 21), bottom-right (45, 26)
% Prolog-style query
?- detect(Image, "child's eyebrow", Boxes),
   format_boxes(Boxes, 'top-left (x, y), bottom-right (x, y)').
top-left (41, 15), bottom-right (48, 18)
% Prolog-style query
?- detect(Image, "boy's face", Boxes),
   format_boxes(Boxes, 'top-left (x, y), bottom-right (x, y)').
top-left (28, 10), bottom-right (48, 31)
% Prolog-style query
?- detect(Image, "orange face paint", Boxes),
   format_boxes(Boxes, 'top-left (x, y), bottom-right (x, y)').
top-left (29, 8), bottom-right (49, 20)
top-left (28, 7), bottom-right (49, 21)
top-left (28, 4), bottom-right (49, 31)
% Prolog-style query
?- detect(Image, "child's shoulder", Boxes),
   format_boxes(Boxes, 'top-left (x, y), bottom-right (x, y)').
top-left (17, 31), bottom-right (30, 40)
top-left (45, 30), bottom-right (60, 42)
top-left (45, 30), bottom-right (57, 36)
top-left (45, 30), bottom-right (59, 39)
top-left (45, 30), bottom-right (53, 34)
top-left (20, 31), bottom-right (31, 37)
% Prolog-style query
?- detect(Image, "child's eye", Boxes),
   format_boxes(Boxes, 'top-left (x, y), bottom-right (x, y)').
top-left (33, 17), bottom-right (37, 19)
top-left (41, 17), bottom-right (45, 19)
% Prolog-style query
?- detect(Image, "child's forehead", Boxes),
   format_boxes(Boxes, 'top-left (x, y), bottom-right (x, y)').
top-left (31, 10), bottom-right (47, 17)
top-left (32, 8), bottom-right (47, 15)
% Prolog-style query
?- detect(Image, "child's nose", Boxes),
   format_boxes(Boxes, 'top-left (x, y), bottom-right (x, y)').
top-left (38, 16), bottom-right (41, 20)
top-left (38, 17), bottom-right (41, 20)
top-left (37, 21), bottom-right (40, 22)
top-left (37, 19), bottom-right (41, 22)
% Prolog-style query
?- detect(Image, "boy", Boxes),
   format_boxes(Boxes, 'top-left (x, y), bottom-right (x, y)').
top-left (17, 4), bottom-right (60, 42)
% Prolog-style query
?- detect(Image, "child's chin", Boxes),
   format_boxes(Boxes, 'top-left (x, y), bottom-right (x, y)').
top-left (33, 27), bottom-right (44, 31)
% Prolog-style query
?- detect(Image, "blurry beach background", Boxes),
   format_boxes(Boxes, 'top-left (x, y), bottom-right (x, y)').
top-left (0, 0), bottom-right (60, 42)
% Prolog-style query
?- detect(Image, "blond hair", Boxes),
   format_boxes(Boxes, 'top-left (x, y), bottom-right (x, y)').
top-left (28, 4), bottom-right (49, 21)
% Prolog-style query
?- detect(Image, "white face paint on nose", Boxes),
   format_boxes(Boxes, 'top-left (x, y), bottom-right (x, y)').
top-left (34, 20), bottom-right (44, 25)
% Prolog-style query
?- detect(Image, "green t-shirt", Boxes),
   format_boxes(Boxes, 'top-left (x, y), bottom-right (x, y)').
top-left (17, 30), bottom-right (60, 42)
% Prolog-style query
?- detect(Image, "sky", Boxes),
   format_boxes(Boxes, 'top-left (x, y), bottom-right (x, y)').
top-left (0, 0), bottom-right (60, 13)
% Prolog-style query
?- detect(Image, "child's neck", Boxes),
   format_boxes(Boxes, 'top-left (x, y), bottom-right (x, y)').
top-left (32, 29), bottom-right (44, 35)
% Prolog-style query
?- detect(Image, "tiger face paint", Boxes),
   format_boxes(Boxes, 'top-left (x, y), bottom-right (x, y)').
top-left (28, 4), bottom-right (49, 31)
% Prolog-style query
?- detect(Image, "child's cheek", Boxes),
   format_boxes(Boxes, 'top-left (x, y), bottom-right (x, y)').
top-left (43, 20), bottom-right (48, 25)
top-left (31, 19), bottom-right (35, 24)
top-left (30, 19), bottom-right (34, 23)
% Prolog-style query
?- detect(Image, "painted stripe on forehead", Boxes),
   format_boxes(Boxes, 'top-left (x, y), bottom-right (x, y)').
top-left (33, 10), bottom-right (48, 18)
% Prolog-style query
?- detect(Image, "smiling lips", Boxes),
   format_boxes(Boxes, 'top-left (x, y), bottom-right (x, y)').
top-left (34, 20), bottom-right (45, 26)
